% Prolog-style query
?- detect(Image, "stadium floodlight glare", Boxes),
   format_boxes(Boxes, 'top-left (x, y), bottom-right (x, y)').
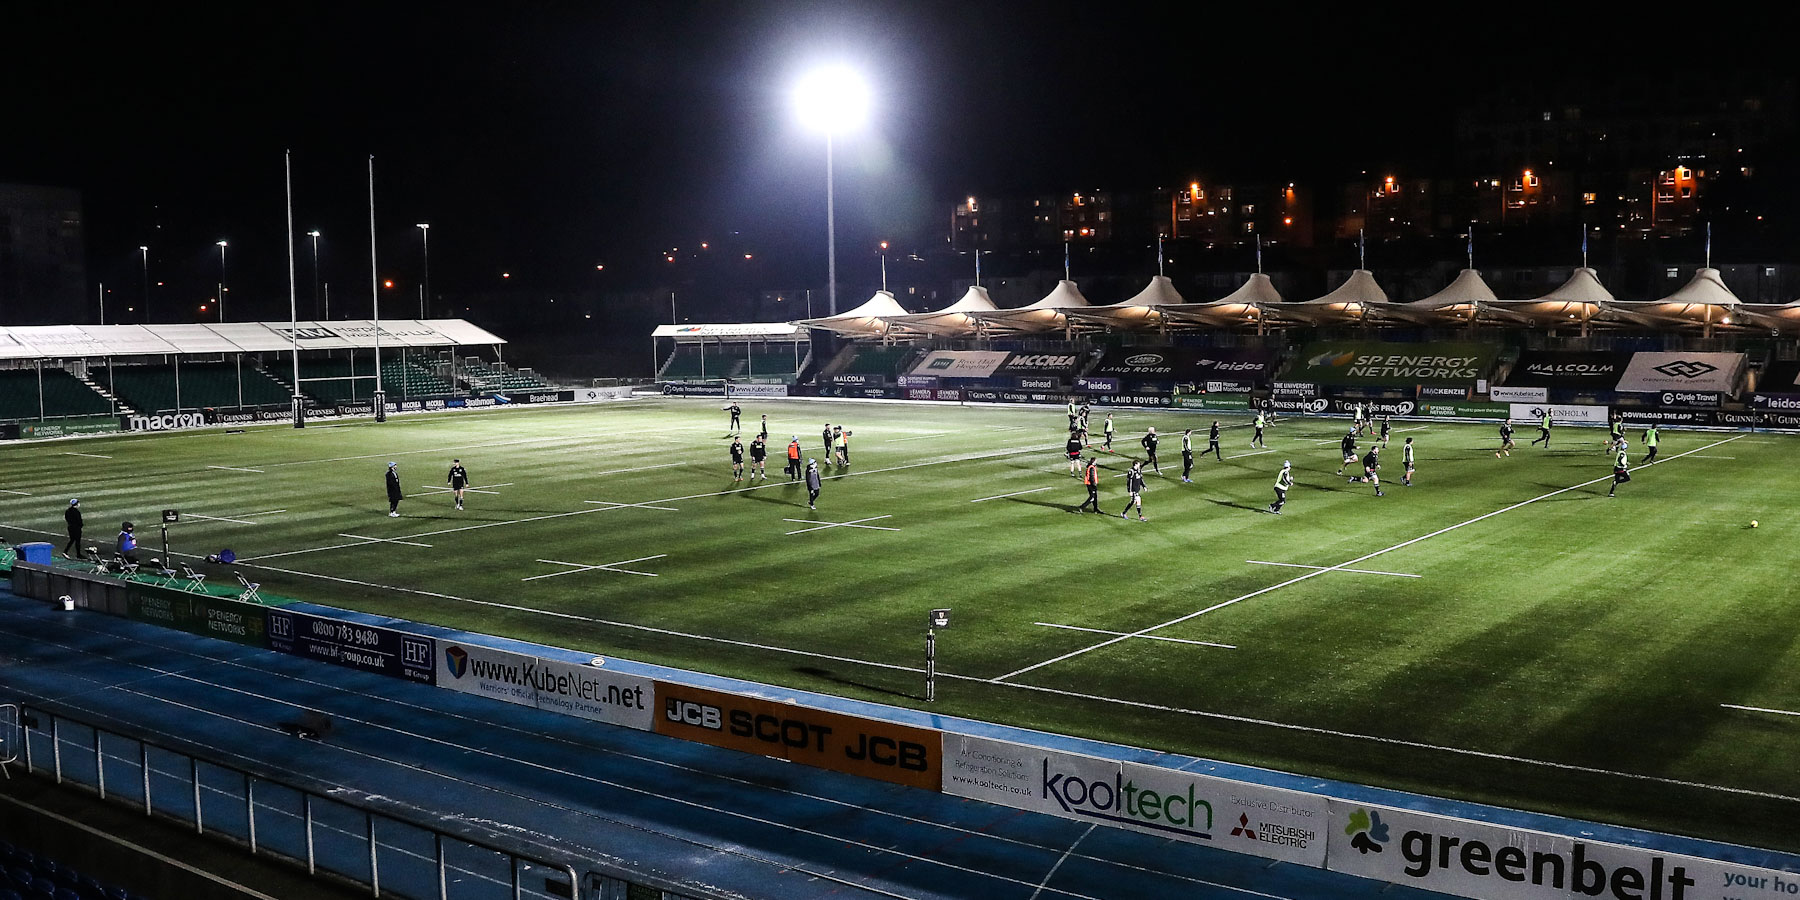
top-left (793, 65), bottom-right (870, 135)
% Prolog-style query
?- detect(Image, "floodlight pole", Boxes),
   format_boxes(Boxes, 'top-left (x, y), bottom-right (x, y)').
top-left (286, 150), bottom-right (305, 428)
top-left (826, 133), bottom-right (838, 317)
top-left (925, 626), bottom-right (937, 702)
top-left (369, 155), bottom-right (386, 423)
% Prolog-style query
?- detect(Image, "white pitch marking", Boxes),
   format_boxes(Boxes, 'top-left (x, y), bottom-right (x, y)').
top-left (1689, 455), bottom-right (1736, 459)
top-left (1721, 703), bottom-right (1800, 718)
top-left (414, 482), bottom-right (509, 496)
top-left (184, 513), bottom-right (259, 526)
top-left (784, 515), bottom-right (898, 535)
top-left (971, 487), bottom-right (1053, 503)
top-left (884, 432), bottom-right (951, 443)
top-left (337, 533), bottom-right (433, 548)
top-left (594, 462), bottom-right (685, 476)
top-left (993, 433), bottom-right (1746, 683)
top-left (63, 452), bottom-right (112, 459)
top-left (207, 465), bottom-right (264, 473)
top-left (0, 489), bottom-right (32, 496)
top-left (1246, 560), bottom-right (1421, 578)
top-left (1034, 623), bottom-right (1236, 650)
top-left (1393, 425), bottom-right (1431, 433)
top-left (583, 499), bottom-right (679, 511)
top-left (523, 554), bottom-right (665, 580)
top-left (1225, 449), bottom-right (1276, 459)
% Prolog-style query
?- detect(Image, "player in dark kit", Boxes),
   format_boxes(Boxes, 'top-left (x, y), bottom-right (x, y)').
top-left (1203, 421), bottom-right (1222, 459)
top-left (447, 459), bottom-right (470, 510)
top-left (1349, 445), bottom-right (1384, 496)
top-left (730, 438), bottom-right (745, 481)
top-left (1497, 419), bottom-right (1514, 458)
top-left (1379, 415), bottom-right (1392, 447)
top-left (822, 423), bottom-right (834, 456)
top-left (1077, 457), bottom-right (1103, 513)
top-left (749, 435), bottom-right (768, 480)
top-left (1067, 432), bottom-right (1085, 476)
top-left (1140, 427), bottom-right (1161, 474)
top-left (1180, 429), bottom-right (1195, 482)
top-left (1335, 431), bottom-right (1358, 476)
top-left (724, 403), bottom-right (741, 433)
top-left (1123, 462), bottom-right (1148, 521)
top-left (63, 498), bottom-right (83, 558)
top-left (385, 462), bottom-right (404, 516)
top-left (805, 459), bottom-right (822, 509)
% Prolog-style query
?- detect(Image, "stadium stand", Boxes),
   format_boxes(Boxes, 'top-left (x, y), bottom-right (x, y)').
top-left (456, 356), bottom-right (553, 392)
top-left (820, 345), bottom-right (916, 379)
top-left (292, 358), bottom-right (457, 403)
top-left (742, 345), bottom-right (803, 381)
top-left (658, 345), bottom-right (712, 379)
top-left (0, 840), bottom-right (148, 900)
top-left (100, 363), bottom-right (291, 413)
top-left (0, 370), bottom-right (113, 420)
top-left (291, 359), bottom-right (363, 403)
top-left (660, 344), bottom-right (807, 382)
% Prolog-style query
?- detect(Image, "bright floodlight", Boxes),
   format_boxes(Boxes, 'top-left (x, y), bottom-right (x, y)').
top-left (793, 65), bottom-right (870, 134)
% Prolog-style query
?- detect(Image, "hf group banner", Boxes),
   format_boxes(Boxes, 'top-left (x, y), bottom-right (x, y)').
top-left (1288, 342), bottom-right (1498, 386)
top-left (436, 643), bottom-right (655, 730)
top-left (942, 733), bottom-right (1328, 868)
top-left (266, 609), bottom-right (436, 685)
top-left (1326, 799), bottom-right (1796, 900)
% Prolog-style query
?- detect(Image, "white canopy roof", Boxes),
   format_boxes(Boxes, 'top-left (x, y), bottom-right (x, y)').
top-left (971, 280), bottom-right (1092, 333)
top-left (1159, 273), bottom-right (1285, 328)
top-left (1376, 269), bottom-right (1500, 324)
top-left (883, 285), bottom-right (997, 337)
top-left (651, 322), bottom-right (808, 340)
top-left (0, 319), bottom-right (504, 360)
top-left (1604, 268), bottom-right (1744, 329)
top-left (794, 290), bottom-right (909, 337)
top-left (1265, 269), bottom-right (1388, 324)
top-left (1064, 275), bottom-right (1181, 329)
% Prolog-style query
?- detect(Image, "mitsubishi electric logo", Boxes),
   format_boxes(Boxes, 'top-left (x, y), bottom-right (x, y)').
top-left (1651, 359), bottom-right (1718, 380)
top-left (1230, 813), bottom-right (1257, 841)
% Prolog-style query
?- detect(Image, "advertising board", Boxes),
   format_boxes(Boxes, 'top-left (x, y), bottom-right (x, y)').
top-left (1272, 381), bottom-right (1318, 397)
top-left (436, 643), bottom-right (654, 730)
top-left (1076, 376), bottom-right (1121, 393)
top-left (1420, 402), bottom-right (1511, 419)
top-left (1418, 385), bottom-right (1470, 399)
top-left (1489, 387), bottom-right (1548, 403)
top-left (1508, 351), bottom-right (1634, 388)
top-left (896, 375), bottom-right (939, 388)
top-left (1091, 348), bottom-right (1275, 383)
top-left (125, 588), bottom-right (267, 647)
top-left (1751, 393), bottom-right (1800, 412)
top-left (266, 609), bottom-right (435, 685)
top-left (655, 682), bottom-right (941, 790)
top-left (1509, 403), bottom-right (1610, 425)
top-left (17, 416), bottom-right (121, 438)
top-left (997, 352), bottom-right (1083, 376)
top-left (1175, 396), bottom-right (1252, 410)
top-left (1614, 352), bottom-right (1745, 394)
top-left (907, 350), bottom-right (1012, 378)
top-left (1287, 342), bottom-right (1497, 386)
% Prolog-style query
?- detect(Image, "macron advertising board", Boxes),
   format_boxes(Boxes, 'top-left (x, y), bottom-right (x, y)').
top-left (942, 733), bottom-right (1328, 867)
top-left (1287, 342), bottom-right (1498, 386)
top-left (1326, 799), bottom-right (1797, 900)
top-left (436, 643), bottom-right (655, 730)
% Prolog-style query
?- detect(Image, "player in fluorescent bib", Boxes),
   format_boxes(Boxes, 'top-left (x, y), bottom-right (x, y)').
top-left (1609, 441), bottom-right (1631, 497)
top-left (1530, 410), bottom-right (1552, 448)
top-left (1078, 457), bottom-right (1103, 513)
top-left (1103, 414), bottom-right (1115, 452)
top-left (1251, 411), bottom-right (1266, 448)
top-left (1267, 460), bottom-right (1294, 514)
top-left (1641, 423), bottom-right (1659, 464)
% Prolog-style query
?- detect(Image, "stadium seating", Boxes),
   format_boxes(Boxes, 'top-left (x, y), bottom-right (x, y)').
top-left (742, 346), bottom-right (803, 381)
top-left (101, 363), bottom-right (291, 413)
top-left (660, 344), bottom-right (806, 381)
top-left (0, 369), bottom-right (113, 421)
top-left (0, 841), bottom-right (146, 900)
top-left (825, 345), bottom-right (916, 378)
top-left (297, 358), bottom-right (457, 403)
top-left (457, 356), bottom-right (553, 392)
top-left (659, 345), bottom-right (713, 379)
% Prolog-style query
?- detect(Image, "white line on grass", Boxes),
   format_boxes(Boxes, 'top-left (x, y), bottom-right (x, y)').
top-left (595, 462), bottom-right (685, 476)
top-left (992, 433), bottom-right (1746, 683)
top-left (1035, 623), bottom-right (1236, 649)
top-left (1689, 455), bottom-right (1736, 459)
top-left (206, 465), bottom-right (264, 473)
top-left (63, 452), bottom-right (112, 459)
top-left (884, 432), bottom-right (950, 443)
top-left (583, 499), bottom-right (679, 511)
top-left (1721, 703), bottom-right (1800, 718)
top-left (0, 489), bottom-right (32, 496)
top-left (524, 554), bottom-right (665, 580)
top-left (784, 515), bottom-right (897, 535)
top-left (1225, 449), bottom-right (1275, 459)
top-left (1246, 560), bottom-right (1420, 578)
top-left (413, 482), bottom-right (512, 496)
top-left (338, 533), bottom-right (433, 548)
top-left (185, 513), bottom-right (260, 526)
top-left (971, 487), bottom-right (1053, 503)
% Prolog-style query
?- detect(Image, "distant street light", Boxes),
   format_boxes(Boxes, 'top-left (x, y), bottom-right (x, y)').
top-left (138, 245), bottom-right (150, 322)
top-left (216, 240), bottom-right (228, 322)
top-left (793, 64), bottom-right (871, 317)
top-left (308, 231), bottom-right (322, 319)
top-left (415, 223), bottom-right (431, 318)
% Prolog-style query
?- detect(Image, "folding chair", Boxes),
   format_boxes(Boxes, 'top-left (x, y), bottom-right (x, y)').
top-left (115, 557), bottom-right (140, 581)
top-left (145, 558), bottom-right (180, 585)
top-left (180, 565), bottom-right (207, 593)
top-left (235, 572), bottom-right (262, 604)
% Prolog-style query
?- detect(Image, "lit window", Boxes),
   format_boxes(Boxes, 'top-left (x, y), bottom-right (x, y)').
top-left (1680, 187), bottom-right (1692, 198)
top-left (1665, 268), bottom-right (1680, 278)
top-left (1542, 111), bottom-right (1552, 121)
top-left (1241, 204), bottom-right (1255, 215)
top-left (1582, 192), bottom-right (1597, 204)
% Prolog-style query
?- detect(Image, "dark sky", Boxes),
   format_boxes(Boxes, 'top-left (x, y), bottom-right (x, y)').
top-left (4, 3), bottom-right (1784, 320)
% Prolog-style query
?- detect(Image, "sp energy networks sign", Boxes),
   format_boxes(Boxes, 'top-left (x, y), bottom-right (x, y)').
top-left (1288, 342), bottom-right (1497, 386)
top-left (941, 734), bottom-right (1326, 867)
top-left (1326, 799), bottom-right (1795, 900)
top-left (437, 644), bottom-right (654, 730)
top-left (656, 682), bottom-right (942, 790)
top-left (1615, 352), bottom-right (1745, 395)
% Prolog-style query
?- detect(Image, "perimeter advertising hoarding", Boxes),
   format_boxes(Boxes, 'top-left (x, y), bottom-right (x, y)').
top-left (1076, 376), bottom-right (1121, 393)
top-left (1490, 387), bottom-right (1549, 403)
top-left (941, 734), bottom-right (1327, 867)
top-left (1175, 396), bottom-right (1252, 410)
top-left (1326, 799), bottom-right (1793, 900)
top-left (266, 609), bottom-right (435, 685)
top-left (1614, 352), bottom-right (1745, 395)
top-left (1508, 403), bottom-right (1610, 425)
top-left (17, 416), bottom-right (120, 438)
top-left (1091, 348), bottom-right (1276, 383)
top-left (655, 682), bottom-right (941, 790)
top-left (996, 352), bottom-right (1084, 377)
top-left (907, 350), bottom-right (1012, 378)
top-left (1287, 342), bottom-right (1498, 386)
top-left (124, 588), bottom-right (266, 647)
top-left (1508, 351), bottom-right (1634, 388)
top-left (1751, 393), bottom-right (1800, 412)
top-left (436, 643), bottom-right (654, 730)
top-left (1420, 402), bottom-right (1511, 419)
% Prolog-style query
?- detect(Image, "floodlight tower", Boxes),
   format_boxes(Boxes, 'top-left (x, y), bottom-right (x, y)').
top-left (793, 65), bottom-right (871, 318)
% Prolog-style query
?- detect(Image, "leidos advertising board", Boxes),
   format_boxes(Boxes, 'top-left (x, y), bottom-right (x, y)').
top-left (436, 643), bottom-right (653, 730)
top-left (1327, 800), bottom-right (1795, 900)
top-left (655, 682), bottom-right (941, 790)
top-left (941, 734), bottom-right (1327, 867)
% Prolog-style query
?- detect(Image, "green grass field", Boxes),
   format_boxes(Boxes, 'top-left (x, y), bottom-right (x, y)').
top-left (3, 398), bottom-right (1797, 851)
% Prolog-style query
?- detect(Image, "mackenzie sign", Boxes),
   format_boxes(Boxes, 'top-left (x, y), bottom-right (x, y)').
top-left (1287, 342), bottom-right (1498, 386)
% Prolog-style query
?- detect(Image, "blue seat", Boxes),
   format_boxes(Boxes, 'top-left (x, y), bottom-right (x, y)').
top-left (5, 870), bottom-right (28, 890)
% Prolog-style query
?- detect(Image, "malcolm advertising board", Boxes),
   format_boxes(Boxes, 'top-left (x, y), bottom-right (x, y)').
top-left (941, 733), bottom-right (1327, 867)
top-left (1507, 351), bottom-right (1634, 388)
top-left (1286, 342), bottom-right (1498, 386)
top-left (655, 681), bottom-right (942, 790)
top-left (436, 643), bottom-right (654, 730)
top-left (1326, 799), bottom-right (1796, 900)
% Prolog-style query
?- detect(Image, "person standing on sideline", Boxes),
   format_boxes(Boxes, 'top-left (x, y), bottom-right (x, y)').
top-left (1379, 415), bottom-right (1392, 448)
top-left (1251, 410), bottom-right (1267, 448)
top-left (385, 462), bottom-right (404, 517)
top-left (749, 435), bottom-right (768, 479)
top-left (1140, 427), bottom-right (1162, 473)
top-left (758, 414), bottom-right (769, 441)
top-left (1497, 418), bottom-right (1514, 458)
top-left (1268, 460), bottom-right (1294, 514)
top-left (822, 423), bottom-right (834, 456)
top-left (1203, 420), bottom-right (1223, 460)
top-left (724, 402), bottom-right (742, 434)
top-left (1401, 437), bottom-right (1416, 486)
top-left (63, 499), bottom-right (83, 558)
top-left (1103, 413), bottom-right (1116, 452)
top-left (1181, 429), bottom-right (1195, 482)
top-left (1077, 457), bottom-right (1103, 513)
top-left (1066, 430), bottom-right (1085, 476)
top-left (1609, 441), bottom-right (1632, 497)
top-left (1123, 462), bottom-right (1148, 521)
top-left (1335, 430), bottom-right (1358, 475)
top-left (117, 521), bottom-right (139, 563)
top-left (1530, 409), bottom-right (1552, 448)
top-left (786, 437), bottom-right (802, 480)
top-left (805, 459), bottom-right (822, 509)
top-left (730, 437), bottom-right (745, 482)
top-left (1641, 424), bottom-right (1659, 464)
top-left (447, 459), bottom-right (470, 510)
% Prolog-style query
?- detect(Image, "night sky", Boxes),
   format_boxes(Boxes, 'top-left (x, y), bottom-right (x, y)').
top-left (4, 4), bottom-right (1785, 321)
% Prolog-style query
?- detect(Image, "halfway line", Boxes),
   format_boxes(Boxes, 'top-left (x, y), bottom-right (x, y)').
top-left (1246, 560), bottom-right (1420, 578)
top-left (1034, 623), bottom-right (1235, 650)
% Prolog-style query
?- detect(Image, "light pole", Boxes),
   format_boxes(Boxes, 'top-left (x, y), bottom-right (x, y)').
top-left (308, 231), bottom-right (321, 320)
top-left (793, 65), bottom-right (870, 318)
top-left (415, 223), bottom-right (431, 318)
top-left (138, 246), bottom-right (149, 322)
top-left (215, 240), bottom-right (228, 322)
